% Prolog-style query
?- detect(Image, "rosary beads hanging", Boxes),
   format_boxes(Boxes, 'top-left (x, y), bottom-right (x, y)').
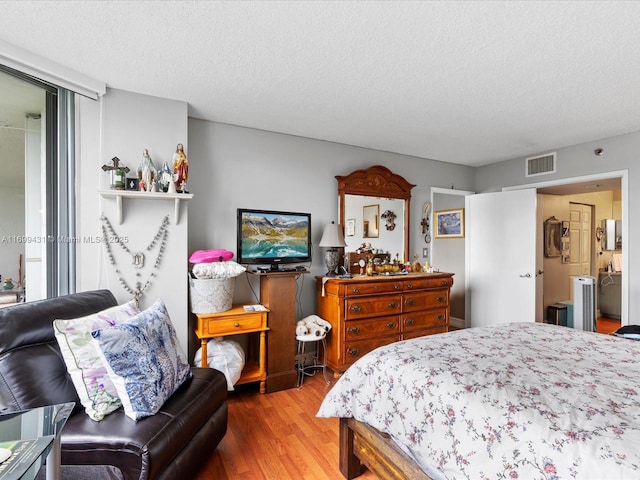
top-left (100, 214), bottom-right (169, 307)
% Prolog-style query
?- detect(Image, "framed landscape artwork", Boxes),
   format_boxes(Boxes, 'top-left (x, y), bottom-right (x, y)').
top-left (434, 208), bottom-right (464, 238)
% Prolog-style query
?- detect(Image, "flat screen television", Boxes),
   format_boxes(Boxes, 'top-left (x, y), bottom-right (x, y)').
top-left (236, 208), bottom-right (312, 270)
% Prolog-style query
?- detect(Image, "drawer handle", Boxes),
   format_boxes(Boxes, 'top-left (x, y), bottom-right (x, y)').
top-left (350, 304), bottom-right (362, 313)
top-left (351, 287), bottom-right (359, 294)
top-left (436, 314), bottom-right (443, 320)
top-left (441, 280), bottom-right (448, 286)
top-left (389, 301), bottom-right (398, 309)
top-left (437, 296), bottom-right (445, 303)
top-left (394, 284), bottom-right (400, 290)
top-left (406, 299), bottom-right (415, 306)
top-left (234, 322), bottom-right (240, 327)
top-left (387, 322), bottom-right (397, 328)
top-left (406, 283), bottom-right (413, 289)
top-left (348, 348), bottom-right (360, 357)
top-left (349, 326), bottom-right (360, 334)
top-left (406, 318), bottom-right (415, 326)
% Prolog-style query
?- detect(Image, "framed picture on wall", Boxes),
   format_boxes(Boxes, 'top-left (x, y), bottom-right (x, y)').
top-left (434, 208), bottom-right (464, 238)
top-left (345, 218), bottom-right (355, 236)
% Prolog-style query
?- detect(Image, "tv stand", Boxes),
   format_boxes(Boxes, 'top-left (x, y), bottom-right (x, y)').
top-left (250, 270), bottom-right (308, 392)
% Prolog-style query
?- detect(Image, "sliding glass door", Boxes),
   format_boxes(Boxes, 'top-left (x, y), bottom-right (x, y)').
top-left (0, 65), bottom-right (75, 302)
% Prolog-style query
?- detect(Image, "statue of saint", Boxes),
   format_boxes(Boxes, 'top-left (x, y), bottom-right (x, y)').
top-left (137, 149), bottom-right (157, 192)
top-left (173, 143), bottom-right (189, 193)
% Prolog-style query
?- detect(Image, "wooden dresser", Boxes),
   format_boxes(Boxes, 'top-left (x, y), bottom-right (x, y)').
top-left (316, 272), bottom-right (454, 374)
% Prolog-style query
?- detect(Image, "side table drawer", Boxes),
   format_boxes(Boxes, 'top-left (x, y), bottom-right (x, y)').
top-left (202, 313), bottom-right (265, 336)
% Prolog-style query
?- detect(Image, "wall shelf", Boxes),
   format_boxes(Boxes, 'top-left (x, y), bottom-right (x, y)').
top-left (99, 190), bottom-right (193, 224)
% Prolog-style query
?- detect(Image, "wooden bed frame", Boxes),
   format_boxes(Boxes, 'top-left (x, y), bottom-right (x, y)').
top-left (339, 417), bottom-right (433, 480)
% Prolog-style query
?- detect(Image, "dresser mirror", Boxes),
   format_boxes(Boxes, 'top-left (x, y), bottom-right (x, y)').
top-left (336, 165), bottom-right (415, 264)
top-left (362, 204), bottom-right (380, 238)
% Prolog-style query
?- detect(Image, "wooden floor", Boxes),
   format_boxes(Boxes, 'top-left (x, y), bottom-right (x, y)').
top-left (596, 316), bottom-right (621, 334)
top-left (196, 371), bottom-right (376, 480)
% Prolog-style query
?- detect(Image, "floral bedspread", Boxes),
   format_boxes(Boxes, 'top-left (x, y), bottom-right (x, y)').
top-left (317, 322), bottom-right (640, 479)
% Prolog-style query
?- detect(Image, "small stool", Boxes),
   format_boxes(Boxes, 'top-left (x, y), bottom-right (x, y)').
top-left (295, 333), bottom-right (330, 388)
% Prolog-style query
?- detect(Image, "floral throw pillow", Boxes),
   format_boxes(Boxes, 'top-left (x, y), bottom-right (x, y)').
top-left (53, 300), bottom-right (140, 421)
top-left (92, 298), bottom-right (192, 421)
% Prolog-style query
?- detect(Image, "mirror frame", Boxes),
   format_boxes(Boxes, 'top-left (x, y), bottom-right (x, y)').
top-left (336, 165), bottom-right (415, 262)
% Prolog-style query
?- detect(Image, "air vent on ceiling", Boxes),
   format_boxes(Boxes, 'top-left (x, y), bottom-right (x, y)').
top-left (525, 152), bottom-right (556, 177)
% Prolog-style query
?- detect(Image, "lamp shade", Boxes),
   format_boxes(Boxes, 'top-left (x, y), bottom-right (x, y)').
top-left (319, 222), bottom-right (347, 248)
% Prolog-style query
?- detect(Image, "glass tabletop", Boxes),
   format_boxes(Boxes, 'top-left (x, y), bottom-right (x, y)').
top-left (0, 402), bottom-right (75, 480)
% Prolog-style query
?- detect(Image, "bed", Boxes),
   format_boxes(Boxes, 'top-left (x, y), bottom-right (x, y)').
top-left (317, 322), bottom-right (640, 479)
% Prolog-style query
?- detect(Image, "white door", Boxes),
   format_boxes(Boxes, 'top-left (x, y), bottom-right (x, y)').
top-left (568, 203), bottom-right (592, 277)
top-left (466, 189), bottom-right (538, 327)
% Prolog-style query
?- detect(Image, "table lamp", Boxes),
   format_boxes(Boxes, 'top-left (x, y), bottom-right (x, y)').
top-left (319, 221), bottom-right (347, 276)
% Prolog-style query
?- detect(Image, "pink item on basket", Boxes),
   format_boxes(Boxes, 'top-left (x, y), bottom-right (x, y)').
top-left (189, 249), bottom-right (234, 264)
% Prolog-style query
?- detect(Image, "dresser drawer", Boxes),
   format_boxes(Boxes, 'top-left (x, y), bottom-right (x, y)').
top-left (345, 295), bottom-right (402, 319)
top-left (344, 335), bottom-right (398, 365)
top-left (342, 281), bottom-right (403, 296)
top-left (344, 315), bottom-right (400, 340)
top-left (403, 290), bottom-right (449, 312)
top-left (402, 309), bottom-right (448, 333)
top-left (403, 276), bottom-right (454, 290)
top-left (402, 325), bottom-right (448, 340)
top-left (201, 313), bottom-right (265, 336)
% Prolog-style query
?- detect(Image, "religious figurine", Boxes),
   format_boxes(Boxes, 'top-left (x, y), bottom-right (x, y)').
top-left (172, 143), bottom-right (189, 193)
top-left (137, 149), bottom-right (157, 192)
top-left (158, 162), bottom-right (173, 192)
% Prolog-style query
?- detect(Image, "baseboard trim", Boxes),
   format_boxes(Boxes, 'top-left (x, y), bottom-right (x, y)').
top-left (450, 316), bottom-right (465, 330)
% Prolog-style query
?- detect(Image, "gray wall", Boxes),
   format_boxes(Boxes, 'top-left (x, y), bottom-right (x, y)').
top-left (187, 120), bottom-right (475, 318)
top-left (76, 89), bottom-right (191, 354)
top-left (432, 192), bottom-right (466, 322)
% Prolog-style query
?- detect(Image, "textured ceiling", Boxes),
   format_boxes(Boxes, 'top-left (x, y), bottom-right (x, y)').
top-left (2, 1), bottom-right (640, 166)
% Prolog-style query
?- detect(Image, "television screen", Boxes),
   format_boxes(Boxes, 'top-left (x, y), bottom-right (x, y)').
top-left (237, 208), bottom-right (312, 269)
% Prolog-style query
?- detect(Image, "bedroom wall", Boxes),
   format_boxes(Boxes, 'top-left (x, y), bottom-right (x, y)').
top-left (476, 131), bottom-right (637, 321)
top-left (187, 120), bottom-right (476, 321)
top-left (75, 88), bottom-right (191, 354)
top-left (431, 191), bottom-right (466, 325)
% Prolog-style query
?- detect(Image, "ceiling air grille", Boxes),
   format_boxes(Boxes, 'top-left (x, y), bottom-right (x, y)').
top-left (525, 153), bottom-right (556, 177)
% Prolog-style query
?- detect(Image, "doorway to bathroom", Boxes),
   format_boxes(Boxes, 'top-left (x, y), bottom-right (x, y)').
top-left (436, 170), bottom-right (626, 328)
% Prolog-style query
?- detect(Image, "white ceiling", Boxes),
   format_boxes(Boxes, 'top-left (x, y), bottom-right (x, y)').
top-left (2, 1), bottom-right (640, 167)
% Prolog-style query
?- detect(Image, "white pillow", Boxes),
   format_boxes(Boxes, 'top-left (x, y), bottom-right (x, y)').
top-left (92, 299), bottom-right (192, 421)
top-left (53, 300), bottom-right (139, 421)
top-left (192, 261), bottom-right (246, 279)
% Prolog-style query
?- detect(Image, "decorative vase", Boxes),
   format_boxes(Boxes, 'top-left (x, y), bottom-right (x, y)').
top-left (3, 278), bottom-right (14, 290)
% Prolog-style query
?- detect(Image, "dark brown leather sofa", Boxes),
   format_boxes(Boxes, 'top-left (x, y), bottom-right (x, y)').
top-left (0, 290), bottom-right (227, 480)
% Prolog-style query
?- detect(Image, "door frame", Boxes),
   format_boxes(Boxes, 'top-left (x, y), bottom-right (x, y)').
top-left (503, 169), bottom-right (628, 325)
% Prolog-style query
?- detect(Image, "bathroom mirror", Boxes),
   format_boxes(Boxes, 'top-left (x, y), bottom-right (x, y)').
top-left (336, 165), bottom-right (415, 262)
top-left (362, 204), bottom-right (379, 238)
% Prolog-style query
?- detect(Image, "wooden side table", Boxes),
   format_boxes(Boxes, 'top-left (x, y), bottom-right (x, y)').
top-left (194, 305), bottom-right (269, 393)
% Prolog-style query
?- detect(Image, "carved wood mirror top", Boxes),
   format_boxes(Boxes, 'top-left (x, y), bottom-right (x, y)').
top-left (336, 165), bottom-right (415, 262)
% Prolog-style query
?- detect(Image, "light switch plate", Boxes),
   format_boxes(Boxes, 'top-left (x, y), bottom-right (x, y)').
top-left (422, 248), bottom-right (429, 259)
